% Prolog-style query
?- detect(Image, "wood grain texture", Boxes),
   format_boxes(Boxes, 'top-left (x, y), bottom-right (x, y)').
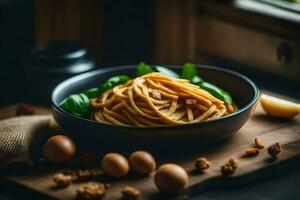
top-left (194, 7), bottom-right (300, 81)
top-left (153, 0), bottom-right (300, 75)
top-left (34, 0), bottom-right (103, 63)
top-left (3, 103), bottom-right (300, 200)
top-left (154, 0), bottom-right (196, 64)
top-left (195, 1), bottom-right (300, 38)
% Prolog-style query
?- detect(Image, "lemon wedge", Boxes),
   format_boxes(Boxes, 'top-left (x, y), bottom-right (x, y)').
top-left (260, 93), bottom-right (300, 118)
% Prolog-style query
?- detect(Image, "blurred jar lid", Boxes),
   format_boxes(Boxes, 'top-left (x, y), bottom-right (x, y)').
top-left (23, 41), bottom-right (96, 74)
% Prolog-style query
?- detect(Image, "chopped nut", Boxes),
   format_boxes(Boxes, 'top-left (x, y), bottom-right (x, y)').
top-left (254, 138), bottom-right (265, 149)
top-left (194, 157), bottom-right (210, 172)
top-left (76, 169), bottom-right (96, 181)
top-left (79, 153), bottom-right (97, 164)
top-left (121, 186), bottom-right (141, 200)
top-left (53, 173), bottom-right (72, 188)
top-left (268, 143), bottom-right (282, 158)
top-left (152, 90), bottom-right (161, 100)
top-left (16, 104), bottom-right (34, 116)
top-left (77, 182), bottom-right (108, 200)
top-left (186, 99), bottom-right (197, 105)
top-left (244, 148), bottom-right (260, 156)
top-left (221, 158), bottom-right (238, 176)
top-left (137, 79), bottom-right (145, 85)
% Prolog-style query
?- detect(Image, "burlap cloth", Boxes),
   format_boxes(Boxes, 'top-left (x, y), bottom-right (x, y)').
top-left (0, 115), bottom-right (60, 168)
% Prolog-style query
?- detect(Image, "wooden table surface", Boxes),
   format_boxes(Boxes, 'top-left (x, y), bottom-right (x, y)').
top-left (0, 101), bottom-right (299, 200)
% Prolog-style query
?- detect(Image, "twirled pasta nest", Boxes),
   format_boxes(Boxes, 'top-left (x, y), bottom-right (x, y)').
top-left (91, 73), bottom-right (236, 126)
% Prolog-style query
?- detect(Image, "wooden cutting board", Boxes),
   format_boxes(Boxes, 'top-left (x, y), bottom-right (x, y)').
top-left (2, 101), bottom-right (300, 200)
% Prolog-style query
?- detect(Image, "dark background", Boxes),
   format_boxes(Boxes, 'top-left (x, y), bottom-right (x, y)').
top-left (0, 0), bottom-right (33, 105)
top-left (0, 0), bottom-right (154, 106)
top-left (1, 0), bottom-right (299, 107)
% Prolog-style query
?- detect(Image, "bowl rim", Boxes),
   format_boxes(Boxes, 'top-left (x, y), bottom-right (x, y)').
top-left (51, 64), bottom-right (260, 130)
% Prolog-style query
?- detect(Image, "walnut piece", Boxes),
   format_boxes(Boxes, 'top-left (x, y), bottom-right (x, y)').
top-left (121, 186), bottom-right (141, 200)
top-left (77, 182), bottom-right (108, 200)
top-left (53, 173), bottom-right (72, 188)
top-left (268, 143), bottom-right (282, 158)
top-left (221, 158), bottom-right (238, 176)
top-left (194, 157), bottom-right (210, 172)
top-left (76, 169), bottom-right (96, 181)
top-left (244, 148), bottom-right (259, 156)
top-left (152, 90), bottom-right (161, 100)
top-left (254, 138), bottom-right (265, 149)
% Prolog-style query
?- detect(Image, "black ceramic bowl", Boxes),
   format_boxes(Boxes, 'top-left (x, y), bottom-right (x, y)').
top-left (51, 65), bottom-right (259, 149)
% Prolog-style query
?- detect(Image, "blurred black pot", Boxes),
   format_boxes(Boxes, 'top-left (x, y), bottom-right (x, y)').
top-left (22, 42), bottom-right (96, 103)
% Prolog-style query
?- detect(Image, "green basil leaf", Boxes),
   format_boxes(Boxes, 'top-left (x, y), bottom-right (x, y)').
top-left (98, 82), bottom-right (112, 94)
top-left (83, 88), bottom-right (100, 98)
top-left (59, 98), bottom-right (69, 110)
top-left (96, 75), bottom-right (130, 96)
top-left (137, 62), bottom-right (154, 76)
top-left (182, 62), bottom-right (203, 84)
top-left (59, 93), bottom-right (90, 117)
top-left (199, 82), bottom-right (232, 104)
top-left (182, 62), bottom-right (197, 80)
top-left (155, 66), bottom-right (180, 78)
top-left (78, 93), bottom-right (90, 109)
top-left (107, 75), bottom-right (130, 87)
top-left (60, 75), bottom-right (131, 117)
top-left (220, 90), bottom-right (233, 104)
top-left (191, 76), bottom-right (204, 85)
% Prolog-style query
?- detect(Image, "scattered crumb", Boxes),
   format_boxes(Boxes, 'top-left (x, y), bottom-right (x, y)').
top-left (76, 169), bottom-right (96, 181)
top-left (121, 186), bottom-right (141, 200)
top-left (221, 158), bottom-right (238, 176)
top-left (254, 138), bottom-right (265, 149)
top-left (244, 148), bottom-right (260, 156)
top-left (194, 157), bottom-right (210, 172)
top-left (77, 182), bottom-right (108, 200)
top-left (53, 173), bottom-right (72, 188)
top-left (268, 143), bottom-right (282, 158)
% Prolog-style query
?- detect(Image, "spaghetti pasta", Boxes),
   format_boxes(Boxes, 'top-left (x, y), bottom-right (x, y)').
top-left (91, 73), bottom-right (237, 126)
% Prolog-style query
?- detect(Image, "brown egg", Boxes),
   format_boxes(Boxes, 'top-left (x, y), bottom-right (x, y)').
top-left (101, 153), bottom-right (129, 178)
top-left (129, 151), bottom-right (156, 175)
top-left (43, 135), bottom-right (76, 164)
top-left (154, 163), bottom-right (188, 193)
